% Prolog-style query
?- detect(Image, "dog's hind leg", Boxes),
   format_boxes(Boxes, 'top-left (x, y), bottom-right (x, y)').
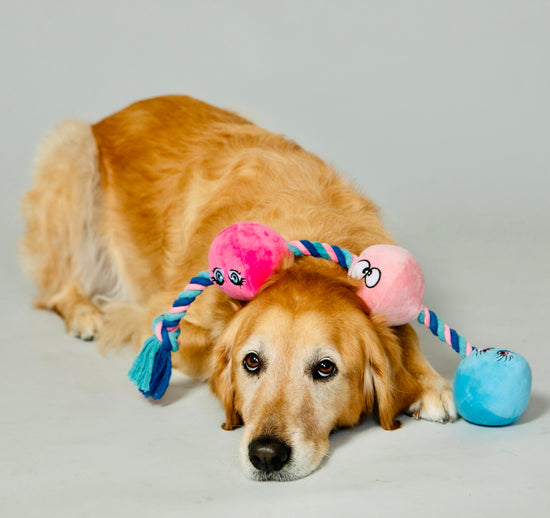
top-left (20, 120), bottom-right (123, 341)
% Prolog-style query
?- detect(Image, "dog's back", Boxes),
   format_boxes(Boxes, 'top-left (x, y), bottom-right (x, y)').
top-left (91, 96), bottom-right (391, 302)
top-left (21, 95), bottom-right (390, 345)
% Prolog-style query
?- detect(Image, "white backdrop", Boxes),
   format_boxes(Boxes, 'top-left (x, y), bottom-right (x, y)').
top-left (1, 2), bottom-right (549, 517)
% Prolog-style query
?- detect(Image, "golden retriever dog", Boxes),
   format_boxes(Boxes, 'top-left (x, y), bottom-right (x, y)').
top-left (20, 95), bottom-right (456, 481)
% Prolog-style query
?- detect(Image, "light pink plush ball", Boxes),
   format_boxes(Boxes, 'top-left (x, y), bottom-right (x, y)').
top-left (349, 245), bottom-right (425, 326)
top-left (208, 222), bottom-right (291, 300)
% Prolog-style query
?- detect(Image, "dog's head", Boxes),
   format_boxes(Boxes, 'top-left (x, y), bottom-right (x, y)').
top-left (210, 260), bottom-right (418, 481)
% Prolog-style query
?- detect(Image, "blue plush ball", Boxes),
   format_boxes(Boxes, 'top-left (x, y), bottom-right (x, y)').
top-left (453, 348), bottom-right (532, 426)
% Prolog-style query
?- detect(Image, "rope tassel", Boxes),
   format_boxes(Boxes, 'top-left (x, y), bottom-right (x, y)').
top-left (127, 334), bottom-right (170, 399)
top-left (128, 272), bottom-right (213, 400)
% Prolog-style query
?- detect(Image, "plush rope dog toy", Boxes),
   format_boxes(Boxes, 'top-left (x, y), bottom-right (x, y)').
top-left (129, 222), bottom-right (532, 426)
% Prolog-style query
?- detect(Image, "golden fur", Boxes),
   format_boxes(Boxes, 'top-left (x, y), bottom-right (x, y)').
top-left (20, 95), bottom-right (456, 480)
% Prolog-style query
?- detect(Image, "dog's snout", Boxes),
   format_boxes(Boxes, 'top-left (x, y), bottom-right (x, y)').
top-left (248, 436), bottom-right (291, 473)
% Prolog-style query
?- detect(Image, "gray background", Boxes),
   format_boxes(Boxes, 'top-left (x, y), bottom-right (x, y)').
top-left (1, 1), bottom-right (549, 517)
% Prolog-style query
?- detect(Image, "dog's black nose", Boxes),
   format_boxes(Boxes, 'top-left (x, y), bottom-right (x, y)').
top-left (248, 436), bottom-right (291, 473)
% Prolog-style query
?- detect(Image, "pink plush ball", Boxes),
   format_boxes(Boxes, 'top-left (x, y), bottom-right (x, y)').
top-left (208, 222), bottom-right (292, 301)
top-left (349, 245), bottom-right (425, 326)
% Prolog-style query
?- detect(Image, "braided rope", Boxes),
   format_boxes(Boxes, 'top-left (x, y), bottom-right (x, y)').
top-left (417, 306), bottom-right (474, 359)
top-left (287, 240), bottom-right (356, 269)
top-left (153, 271), bottom-right (214, 352)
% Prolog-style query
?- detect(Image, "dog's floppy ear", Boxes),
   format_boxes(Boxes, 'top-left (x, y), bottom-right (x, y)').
top-left (363, 316), bottom-right (418, 430)
top-left (209, 333), bottom-right (242, 431)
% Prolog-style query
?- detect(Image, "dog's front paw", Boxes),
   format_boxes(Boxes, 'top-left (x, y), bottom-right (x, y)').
top-left (408, 378), bottom-right (457, 423)
top-left (66, 303), bottom-right (103, 341)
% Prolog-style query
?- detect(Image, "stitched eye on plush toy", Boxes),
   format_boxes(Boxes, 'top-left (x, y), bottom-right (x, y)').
top-left (364, 267), bottom-right (381, 288)
top-left (350, 259), bottom-right (381, 289)
top-left (350, 259), bottom-right (370, 280)
top-left (497, 350), bottom-right (514, 361)
top-left (212, 268), bottom-right (225, 285)
top-left (243, 352), bottom-right (262, 374)
top-left (228, 270), bottom-right (244, 286)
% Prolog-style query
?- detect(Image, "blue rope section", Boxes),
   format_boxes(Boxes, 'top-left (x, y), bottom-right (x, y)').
top-left (287, 241), bottom-right (354, 269)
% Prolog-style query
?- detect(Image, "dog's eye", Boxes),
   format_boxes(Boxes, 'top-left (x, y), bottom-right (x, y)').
top-left (313, 359), bottom-right (337, 380)
top-left (243, 352), bottom-right (262, 374)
